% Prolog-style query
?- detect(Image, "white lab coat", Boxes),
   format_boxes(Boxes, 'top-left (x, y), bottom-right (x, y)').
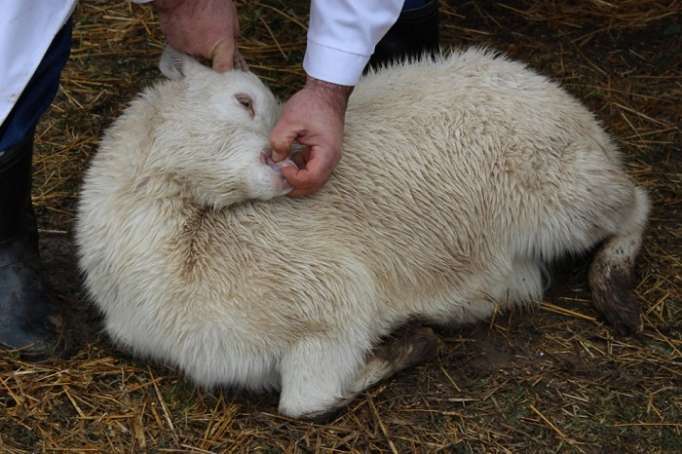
top-left (0, 0), bottom-right (403, 127)
top-left (0, 1), bottom-right (76, 128)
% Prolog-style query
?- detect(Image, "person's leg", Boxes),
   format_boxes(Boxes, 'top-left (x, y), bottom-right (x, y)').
top-left (0, 19), bottom-right (73, 355)
top-left (368, 0), bottom-right (440, 70)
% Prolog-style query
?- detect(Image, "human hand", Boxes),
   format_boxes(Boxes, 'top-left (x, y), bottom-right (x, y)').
top-left (155, 0), bottom-right (241, 72)
top-left (269, 77), bottom-right (353, 197)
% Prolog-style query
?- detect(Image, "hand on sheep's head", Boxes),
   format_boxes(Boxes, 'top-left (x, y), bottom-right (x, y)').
top-left (270, 77), bottom-right (353, 197)
top-left (155, 0), bottom-right (242, 72)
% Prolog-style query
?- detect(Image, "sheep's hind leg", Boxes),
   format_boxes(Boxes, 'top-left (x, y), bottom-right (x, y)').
top-left (589, 188), bottom-right (650, 335)
top-left (347, 325), bottom-right (439, 398)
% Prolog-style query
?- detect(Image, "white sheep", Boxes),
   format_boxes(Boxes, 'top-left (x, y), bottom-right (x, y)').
top-left (76, 48), bottom-right (650, 419)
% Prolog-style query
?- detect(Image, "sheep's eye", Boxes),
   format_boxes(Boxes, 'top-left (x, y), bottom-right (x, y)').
top-left (235, 93), bottom-right (255, 118)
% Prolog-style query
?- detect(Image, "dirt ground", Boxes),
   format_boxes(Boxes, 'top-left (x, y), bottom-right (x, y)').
top-left (1, 1), bottom-right (680, 452)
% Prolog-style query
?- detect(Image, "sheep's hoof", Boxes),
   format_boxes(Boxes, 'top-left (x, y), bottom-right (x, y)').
top-left (373, 325), bottom-right (439, 371)
top-left (589, 262), bottom-right (642, 335)
top-left (298, 404), bottom-right (348, 424)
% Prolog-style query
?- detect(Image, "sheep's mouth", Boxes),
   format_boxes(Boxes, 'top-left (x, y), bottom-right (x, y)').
top-left (260, 150), bottom-right (299, 173)
top-left (260, 151), bottom-right (279, 170)
top-left (260, 147), bottom-right (304, 172)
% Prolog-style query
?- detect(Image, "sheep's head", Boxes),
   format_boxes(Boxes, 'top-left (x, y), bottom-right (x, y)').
top-left (147, 47), bottom-right (292, 209)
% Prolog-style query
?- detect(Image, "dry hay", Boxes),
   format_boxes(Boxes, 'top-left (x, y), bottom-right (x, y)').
top-left (1, 1), bottom-right (681, 452)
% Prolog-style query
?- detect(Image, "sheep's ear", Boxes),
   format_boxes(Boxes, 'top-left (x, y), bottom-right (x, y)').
top-left (159, 45), bottom-right (208, 80)
top-left (159, 45), bottom-right (186, 80)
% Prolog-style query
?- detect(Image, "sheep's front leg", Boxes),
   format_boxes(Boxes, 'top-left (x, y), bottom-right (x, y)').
top-left (278, 336), bottom-right (369, 419)
top-left (278, 326), bottom-right (438, 420)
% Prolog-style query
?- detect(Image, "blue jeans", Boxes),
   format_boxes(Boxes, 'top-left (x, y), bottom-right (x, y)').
top-left (0, 19), bottom-right (73, 152)
top-left (403, 0), bottom-right (431, 10)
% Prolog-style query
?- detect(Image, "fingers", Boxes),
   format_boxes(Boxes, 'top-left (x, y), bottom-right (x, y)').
top-left (281, 147), bottom-right (337, 197)
top-left (211, 39), bottom-right (235, 72)
top-left (157, 0), bottom-right (241, 73)
top-left (215, 6), bottom-right (241, 72)
top-left (210, 43), bottom-right (249, 73)
top-left (269, 122), bottom-right (300, 162)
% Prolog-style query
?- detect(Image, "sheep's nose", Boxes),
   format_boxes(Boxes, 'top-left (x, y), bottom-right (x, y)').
top-left (260, 150), bottom-right (297, 172)
top-left (260, 149), bottom-right (278, 167)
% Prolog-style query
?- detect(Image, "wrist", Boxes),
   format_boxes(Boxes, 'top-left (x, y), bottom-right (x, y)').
top-left (304, 76), bottom-right (353, 109)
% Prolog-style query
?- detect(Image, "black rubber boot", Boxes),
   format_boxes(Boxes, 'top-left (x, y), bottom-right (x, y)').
top-left (368, 0), bottom-right (440, 70)
top-left (0, 135), bottom-right (58, 356)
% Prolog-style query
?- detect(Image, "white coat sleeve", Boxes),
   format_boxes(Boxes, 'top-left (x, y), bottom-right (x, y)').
top-left (0, 0), bottom-right (76, 128)
top-left (303, 0), bottom-right (404, 86)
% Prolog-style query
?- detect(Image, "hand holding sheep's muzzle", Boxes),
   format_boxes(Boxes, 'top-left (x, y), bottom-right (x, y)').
top-left (270, 77), bottom-right (351, 197)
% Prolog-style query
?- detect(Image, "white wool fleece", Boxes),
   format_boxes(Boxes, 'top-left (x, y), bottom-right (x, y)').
top-left (76, 48), bottom-right (649, 418)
